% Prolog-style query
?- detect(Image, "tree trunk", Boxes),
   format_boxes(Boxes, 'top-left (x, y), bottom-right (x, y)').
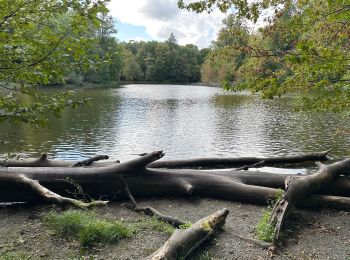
top-left (147, 150), bottom-right (331, 168)
top-left (0, 150), bottom-right (331, 168)
top-left (269, 158), bottom-right (350, 242)
top-left (0, 151), bottom-right (349, 211)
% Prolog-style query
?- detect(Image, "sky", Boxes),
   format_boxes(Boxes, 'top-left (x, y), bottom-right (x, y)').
top-left (108, 0), bottom-right (226, 49)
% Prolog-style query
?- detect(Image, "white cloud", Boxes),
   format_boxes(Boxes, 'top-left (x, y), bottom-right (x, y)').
top-left (108, 0), bottom-right (226, 48)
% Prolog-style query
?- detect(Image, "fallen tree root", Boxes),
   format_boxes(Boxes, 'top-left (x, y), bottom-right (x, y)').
top-left (146, 208), bottom-right (229, 260)
top-left (269, 158), bottom-right (350, 243)
top-left (120, 175), bottom-right (187, 227)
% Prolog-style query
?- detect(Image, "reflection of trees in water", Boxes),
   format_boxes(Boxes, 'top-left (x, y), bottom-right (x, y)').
top-left (213, 94), bottom-right (251, 109)
top-left (0, 89), bottom-right (122, 158)
top-left (212, 95), bottom-right (350, 157)
top-left (213, 94), bottom-right (279, 157)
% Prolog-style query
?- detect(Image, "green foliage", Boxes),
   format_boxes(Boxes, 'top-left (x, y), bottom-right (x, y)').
top-left (137, 217), bottom-right (175, 235)
top-left (0, 88), bottom-right (89, 126)
top-left (274, 188), bottom-right (284, 202)
top-left (78, 219), bottom-right (131, 247)
top-left (179, 222), bottom-right (192, 229)
top-left (44, 210), bottom-right (132, 248)
top-left (120, 34), bottom-right (204, 83)
top-left (82, 14), bottom-right (122, 84)
top-left (187, 0), bottom-right (350, 111)
top-left (197, 252), bottom-right (213, 260)
top-left (255, 209), bottom-right (275, 242)
top-left (0, 0), bottom-right (116, 125)
top-left (44, 210), bottom-right (88, 237)
top-left (0, 251), bottom-right (31, 260)
top-left (0, 0), bottom-right (109, 85)
top-left (255, 188), bottom-right (284, 242)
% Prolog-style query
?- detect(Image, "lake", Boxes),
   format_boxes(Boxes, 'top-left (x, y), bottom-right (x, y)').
top-left (0, 84), bottom-right (349, 162)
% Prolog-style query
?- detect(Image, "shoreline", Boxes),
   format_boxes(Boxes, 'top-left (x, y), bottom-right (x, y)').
top-left (0, 198), bottom-right (349, 259)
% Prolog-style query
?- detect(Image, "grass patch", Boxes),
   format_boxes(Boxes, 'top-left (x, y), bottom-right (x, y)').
top-left (0, 251), bottom-right (31, 260)
top-left (137, 217), bottom-right (175, 235)
top-left (255, 188), bottom-right (284, 242)
top-left (44, 210), bottom-right (133, 248)
top-left (255, 209), bottom-right (275, 242)
top-left (79, 219), bottom-right (131, 247)
top-left (44, 209), bottom-right (89, 237)
top-left (44, 210), bottom-right (176, 247)
top-left (179, 222), bottom-right (192, 229)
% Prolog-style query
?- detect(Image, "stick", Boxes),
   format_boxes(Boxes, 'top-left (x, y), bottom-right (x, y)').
top-left (71, 155), bottom-right (109, 167)
top-left (119, 175), bottom-right (187, 227)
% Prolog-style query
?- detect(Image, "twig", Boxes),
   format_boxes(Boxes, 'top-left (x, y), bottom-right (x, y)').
top-left (17, 174), bottom-right (108, 209)
top-left (119, 175), bottom-right (187, 227)
top-left (232, 233), bottom-right (275, 250)
top-left (235, 160), bottom-right (266, 171)
top-left (71, 155), bottom-right (109, 167)
top-left (324, 22), bottom-right (347, 47)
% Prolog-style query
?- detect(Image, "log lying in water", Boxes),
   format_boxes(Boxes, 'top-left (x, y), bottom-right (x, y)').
top-left (147, 150), bottom-right (332, 168)
top-left (0, 154), bottom-right (114, 167)
top-left (0, 150), bottom-right (331, 168)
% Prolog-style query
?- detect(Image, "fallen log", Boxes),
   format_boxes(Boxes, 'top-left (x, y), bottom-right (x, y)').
top-left (269, 158), bottom-right (350, 243)
top-left (147, 150), bottom-right (331, 169)
top-left (0, 151), bottom-right (349, 211)
top-left (146, 208), bottom-right (229, 260)
top-left (0, 150), bottom-right (331, 168)
top-left (0, 174), bottom-right (108, 208)
top-left (0, 154), bottom-right (117, 167)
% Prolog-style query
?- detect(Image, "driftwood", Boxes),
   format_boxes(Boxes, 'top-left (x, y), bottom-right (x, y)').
top-left (0, 174), bottom-right (108, 208)
top-left (0, 151), bottom-right (349, 211)
top-left (0, 150), bottom-right (349, 255)
top-left (0, 154), bottom-right (116, 167)
top-left (147, 150), bottom-right (331, 168)
top-left (146, 208), bottom-right (229, 260)
top-left (0, 150), bottom-right (331, 168)
top-left (269, 158), bottom-right (350, 243)
top-left (70, 155), bottom-right (110, 167)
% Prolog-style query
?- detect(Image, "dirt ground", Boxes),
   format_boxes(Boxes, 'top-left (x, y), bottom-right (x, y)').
top-left (0, 198), bottom-right (349, 260)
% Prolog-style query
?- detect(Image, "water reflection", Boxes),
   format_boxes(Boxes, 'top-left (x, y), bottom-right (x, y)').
top-left (0, 84), bottom-right (349, 161)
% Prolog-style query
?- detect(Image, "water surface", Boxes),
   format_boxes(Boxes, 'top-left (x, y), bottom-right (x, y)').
top-left (0, 84), bottom-right (349, 162)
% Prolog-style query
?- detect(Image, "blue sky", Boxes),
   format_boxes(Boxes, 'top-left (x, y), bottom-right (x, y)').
top-left (115, 19), bottom-right (152, 42)
top-left (108, 0), bottom-right (226, 48)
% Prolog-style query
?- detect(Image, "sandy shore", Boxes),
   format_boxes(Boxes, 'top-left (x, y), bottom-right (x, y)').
top-left (0, 198), bottom-right (349, 259)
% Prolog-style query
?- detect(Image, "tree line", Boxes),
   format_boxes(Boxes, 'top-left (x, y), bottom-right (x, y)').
top-left (65, 19), bottom-right (209, 85)
top-left (1, 0), bottom-right (349, 125)
top-left (0, 0), bottom-right (207, 125)
top-left (119, 34), bottom-right (209, 84)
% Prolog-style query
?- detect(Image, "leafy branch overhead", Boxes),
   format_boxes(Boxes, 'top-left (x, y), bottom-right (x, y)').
top-left (179, 0), bottom-right (350, 111)
top-left (0, 0), bottom-right (111, 125)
